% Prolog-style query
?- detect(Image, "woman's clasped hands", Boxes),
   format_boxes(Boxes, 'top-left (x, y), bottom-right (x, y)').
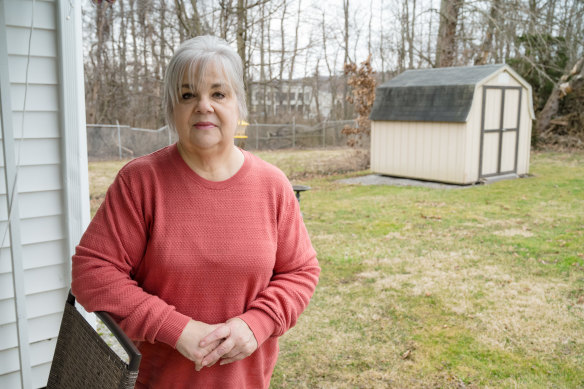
top-left (176, 318), bottom-right (258, 371)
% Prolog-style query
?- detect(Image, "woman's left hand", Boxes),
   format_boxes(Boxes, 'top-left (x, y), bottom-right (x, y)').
top-left (199, 317), bottom-right (258, 367)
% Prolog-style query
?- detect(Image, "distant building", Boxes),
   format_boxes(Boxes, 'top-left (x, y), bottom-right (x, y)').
top-left (249, 77), bottom-right (345, 120)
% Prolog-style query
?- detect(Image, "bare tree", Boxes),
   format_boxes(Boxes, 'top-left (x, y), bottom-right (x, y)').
top-left (342, 0), bottom-right (351, 119)
top-left (287, 0), bottom-right (302, 113)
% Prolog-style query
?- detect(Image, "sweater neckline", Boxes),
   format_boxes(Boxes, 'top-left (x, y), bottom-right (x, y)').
top-left (169, 143), bottom-right (252, 190)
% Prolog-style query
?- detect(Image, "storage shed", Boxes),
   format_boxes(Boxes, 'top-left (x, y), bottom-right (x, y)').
top-left (370, 64), bottom-right (535, 184)
top-left (1, 1), bottom-right (89, 388)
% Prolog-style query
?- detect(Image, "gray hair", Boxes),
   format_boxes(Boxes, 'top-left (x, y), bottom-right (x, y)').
top-left (163, 35), bottom-right (247, 131)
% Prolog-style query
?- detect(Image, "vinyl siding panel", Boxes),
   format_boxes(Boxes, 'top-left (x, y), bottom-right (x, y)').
top-left (6, 27), bottom-right (57, 58)
top-left (12, 111), bottom-right (61, 138)
top-left (0, 321), bottom-right (18, 350)
top-left (11, 84), bottom-right (60, 112)
top-left (32, 362), bottom-right (53, 389)
top-left (17, 190), bottom-right (64, 219)
top-left (0, 138), bottom-right (62, 166)
top-left (0, 263), bottom-right (68, 300)
top-left (0, 240), bottom-right (67, 273)
top-left (0, 347), bottom-right (19, 376)
top-left (0, 339), bottom-right (57, 376)
top-left (0, 275), bottom-right (15, 304)
top-left (21, 215), bottom-right (66, 245)
top-left (0, 164), bottom-right (63, 195)
top-left (0, 284), bottom-right (67, 325)
top-left (8, 56), bottom-right (58, 85)
top-left (4, 1), bottom-right (56, 30)
top-left (0, 298), bottom-right (16, 325)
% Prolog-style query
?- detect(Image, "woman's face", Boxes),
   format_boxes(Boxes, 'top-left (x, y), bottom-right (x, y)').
top-left (173, 65), bottom-right (239, 154)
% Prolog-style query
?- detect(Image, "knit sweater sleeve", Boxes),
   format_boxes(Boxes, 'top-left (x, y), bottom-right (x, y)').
top-left (238, 180), bottom-right (320, 346)
top-left (71, 170), bottom-right (191, 347)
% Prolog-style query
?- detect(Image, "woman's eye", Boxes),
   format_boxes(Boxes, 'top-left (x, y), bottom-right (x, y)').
top-left (213, 92), bottom-right (226, 99)
top-left (181, 92), bottom-right (195, 100)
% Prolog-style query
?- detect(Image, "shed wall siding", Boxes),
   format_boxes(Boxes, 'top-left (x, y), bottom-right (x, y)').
top-left (371, 121), bottom-right (468, 184)
top-left (462, 89), bottom-right (483, 182)
top-left (1, 1), bottom-right (72, 387)
top-left (516, 92), bottom-right (532, 175)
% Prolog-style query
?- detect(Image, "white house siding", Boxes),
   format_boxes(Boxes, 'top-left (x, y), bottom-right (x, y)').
top-left (0, 0), bottom-right (86, 388)
top-left (371, 121), bottom-right (467, 184)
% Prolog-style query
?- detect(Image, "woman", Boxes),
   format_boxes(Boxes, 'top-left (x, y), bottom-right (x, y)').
top-left (72, 35), bottom-right (320, 388)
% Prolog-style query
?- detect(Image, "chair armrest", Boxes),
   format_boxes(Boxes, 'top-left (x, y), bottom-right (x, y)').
top-left (95, 310), bottom-right (142, 372)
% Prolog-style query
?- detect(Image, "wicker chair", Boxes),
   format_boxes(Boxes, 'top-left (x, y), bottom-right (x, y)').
top-left (47, 291), bottom-right (141, 389)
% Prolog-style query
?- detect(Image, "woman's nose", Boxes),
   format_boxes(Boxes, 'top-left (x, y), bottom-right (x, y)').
top-left (195, 96), bottom-right (213, 113)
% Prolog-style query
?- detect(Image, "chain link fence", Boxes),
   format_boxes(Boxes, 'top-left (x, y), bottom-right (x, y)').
top-left (86, 120), bottom-right (365, 160)
top-left (86, 123), bottom-right (176, 160)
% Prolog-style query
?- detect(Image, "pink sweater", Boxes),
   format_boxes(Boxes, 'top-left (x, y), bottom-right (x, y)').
top-left (72, 144), bottom-right (319, 388)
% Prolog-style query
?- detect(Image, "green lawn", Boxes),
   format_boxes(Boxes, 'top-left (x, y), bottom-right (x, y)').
top-left (89, 149), bottom-right (584, 388)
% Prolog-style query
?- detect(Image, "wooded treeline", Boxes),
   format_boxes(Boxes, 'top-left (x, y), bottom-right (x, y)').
top-left (83, 0), bottom-right (584, 147)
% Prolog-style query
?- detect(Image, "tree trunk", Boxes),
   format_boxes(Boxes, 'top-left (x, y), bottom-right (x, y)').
top-left (259, 2), bottom-right (266, 118)
top-left (342, 0), bottom-right (350, 119)
top-left (287, 0), bottom-right (301, 114)
top-left (236, 0), bottom-right (250, 111)
top-left (407, 0), bottom-right (416, 69)
top-left (436, 0), bottom-right (463, 67)
top-left (314, 60), bottom-right (321, 122)
top-left (88, 2), bottom-right (110, 123)
top-left (278, 1), bottom-right (287, 117)
top-left (321, 10), bottom-right (337, 119)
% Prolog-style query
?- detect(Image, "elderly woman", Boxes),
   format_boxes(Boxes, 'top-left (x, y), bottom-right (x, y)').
top-left (72, 35), bottom-right (319, 388)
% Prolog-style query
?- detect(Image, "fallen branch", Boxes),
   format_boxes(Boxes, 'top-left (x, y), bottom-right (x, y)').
top-left (535, 57), bottom-right (584, 143)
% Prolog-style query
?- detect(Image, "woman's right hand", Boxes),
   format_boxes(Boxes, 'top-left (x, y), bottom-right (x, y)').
top-left (175, 320), bottom-right (224, 371)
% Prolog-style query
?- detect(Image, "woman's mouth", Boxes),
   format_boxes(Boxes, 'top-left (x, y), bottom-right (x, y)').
top-left (194, 122), bottom-right (217, 130)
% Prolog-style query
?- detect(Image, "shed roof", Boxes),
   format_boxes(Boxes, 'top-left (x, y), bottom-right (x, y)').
top-left (370, 64), bottom-right (508, 122)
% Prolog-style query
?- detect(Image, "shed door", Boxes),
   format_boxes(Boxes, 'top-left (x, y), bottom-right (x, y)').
top-left (479, 86), bottom-right (522, 178)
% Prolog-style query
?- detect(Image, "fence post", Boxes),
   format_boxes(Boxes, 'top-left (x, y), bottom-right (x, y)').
top-left (322, 120), bottom-right (326, 148)
top-left (255, 123), bottom-right (259, 149)
top-left (292, 116), bottom-right (296, 148)
top-left (116, 120), bottom-right (122, 160)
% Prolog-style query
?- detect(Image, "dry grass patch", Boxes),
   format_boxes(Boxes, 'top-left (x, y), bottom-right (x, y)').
top-left (362, 248), bottom-right (583, 366)
top-left (256, 147), bottom-right (369, 180)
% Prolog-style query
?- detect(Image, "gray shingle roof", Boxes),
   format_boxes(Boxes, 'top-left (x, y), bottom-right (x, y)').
top-left (370, 64), bottom-right (506, 123)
